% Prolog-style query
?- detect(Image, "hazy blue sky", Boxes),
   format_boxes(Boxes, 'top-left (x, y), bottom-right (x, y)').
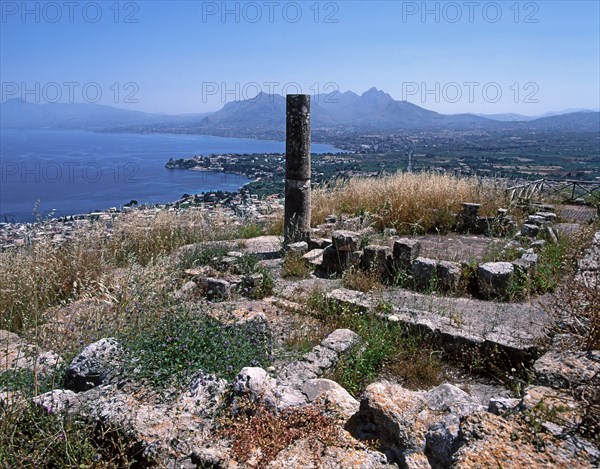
top-left (1, 1), bottom-right (599, 115)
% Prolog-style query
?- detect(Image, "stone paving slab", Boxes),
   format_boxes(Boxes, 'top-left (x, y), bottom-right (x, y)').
top-left (414, 235), bottom-right (503, 263)
top-left (175, 235), bottom-right (283, 262)
top-left (274, 275), bottom-right (548, 363)
top-left (327, 287), bottom-right (546, 356)
top-left (558, 204), bottom-right (597, 223)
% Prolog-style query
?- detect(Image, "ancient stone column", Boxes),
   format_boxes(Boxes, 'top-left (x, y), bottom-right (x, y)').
top-left (284, 94), bottom-right (311, 245)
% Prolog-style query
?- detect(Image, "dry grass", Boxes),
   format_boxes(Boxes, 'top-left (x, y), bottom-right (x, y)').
top-left (313, 172), bottom-right (507, 234)
top-left (382, 349), bottom-right (444, 390)
top-left (264, 212), bottom-right (284, 236)
top-left (106, 208), bottom-right (242, 266)
top-left (342, 267), bottom-right (383, 293)
top-left (218, 400), bottom-right (343, 467)
top-left (282, 251), bottom-right (312, 279)
top-left (0, 208), bottom-right (247, 335)
top-left (544, 222), bottom-right (600, 351)
top-left (0, 233), bottom-right (107, 332)
top-left (27, 260), bottom-right (174, 360)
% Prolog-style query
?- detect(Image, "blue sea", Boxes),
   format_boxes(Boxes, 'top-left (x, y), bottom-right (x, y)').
top-left (0, 129), bottom-right (340, 222)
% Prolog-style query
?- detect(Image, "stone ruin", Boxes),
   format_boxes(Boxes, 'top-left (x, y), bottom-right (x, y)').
top-left (279, 96), bottom-right (561, 300)
top-left (291, 201), bottom-right (566, 300)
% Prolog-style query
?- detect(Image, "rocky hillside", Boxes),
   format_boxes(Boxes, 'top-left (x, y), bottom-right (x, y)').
top-left (1, 193), bottom-right (598, 468)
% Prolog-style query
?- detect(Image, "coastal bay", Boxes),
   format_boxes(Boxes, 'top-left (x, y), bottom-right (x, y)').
top-left (0, 129), bottom-right (340, 222)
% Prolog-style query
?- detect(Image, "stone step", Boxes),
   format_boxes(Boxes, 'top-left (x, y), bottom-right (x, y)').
top-left (325, 287), bottom-right (545, 366)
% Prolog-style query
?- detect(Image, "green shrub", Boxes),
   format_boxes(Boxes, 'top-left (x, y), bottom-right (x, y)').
top-left (179, 244), bottom-right (230, 270)
top-left (123, 309), bottom-right (273, 389)
top-left (307, 289), bottom-right (441, 395)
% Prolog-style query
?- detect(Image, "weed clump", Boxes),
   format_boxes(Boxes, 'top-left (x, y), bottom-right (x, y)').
top-left (218, 400), bottom-right (343, 467)
top-left (122, 308), bottom-right (272, 388)
top-left (0, 402), bottom-right (144, 468)
top-left (282, 251), bottom-right (312, 279)
top-left (307, 288), bottom-right (442, 395)
top-left (342, 267), bottom-right (382, 293)
top-left (0, 209), bottom-right (262, 334)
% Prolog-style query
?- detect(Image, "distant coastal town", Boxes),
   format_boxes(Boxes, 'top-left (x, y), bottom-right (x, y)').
top-left (0, 187), bottom-right (283, 251)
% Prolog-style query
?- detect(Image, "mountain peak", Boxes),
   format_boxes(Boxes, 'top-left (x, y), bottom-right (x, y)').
top-left (361, 87), bottom-right (392, 101)
top-left (363, 86), bottom-right (381, 94)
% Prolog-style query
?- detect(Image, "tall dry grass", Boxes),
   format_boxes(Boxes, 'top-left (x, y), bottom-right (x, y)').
top-left (312, 172), bottom-right (508, 233)
top-left (106, 208), bottom-right (242, 265)
top-left (0, 208), bottom-right (250, 334)
top-left (0, 234), bottom-right (106, 332)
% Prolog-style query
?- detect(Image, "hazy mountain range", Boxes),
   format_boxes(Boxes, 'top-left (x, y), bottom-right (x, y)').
top-left (2, 88), bottom-right (599, 133)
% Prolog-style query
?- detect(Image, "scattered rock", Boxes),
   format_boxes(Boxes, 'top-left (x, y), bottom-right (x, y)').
top-left (411, 257), bottom-right (437, 290)
top-left (0, 329), bottom-right (38, 372)
top-left (233, 367), bottom-right (277, 408)
top-left (34, 389), bottom-right (81, 414)
top-left (242, 273), bottom-right (265, 294)
top-left (393, 238), bottom-right (421, 269)
top-left (436, 260), bottom-right (461, 292)
top-left (173, 280), bottom-right (199, 300)
top-left (520, 252), bottom-right (538, 271)
top-left (453, 410), bottom-right (598, 467)
top-left (321, 329), bottom-right (361, 354)
top-left (536, 211), bottom-right (557, 222)
top-left (424, 383), bottom-right (483, 415)
top-left (544, 225), bottom-right (559, 244)
top-left (277, 329), bottom-right (361, 392)
top-left (488, 397), bottom-right (521, 415)
top-left (534, 350), bottom-right (600, 389)
top-left (353, 381), bottom-right (483, 467)
top-left (35, 350), bottom-right (63, 377)
top-left (199, 277), bottom-right (233, 300)
top-left (322, 245), bottom-right (356, 274)
top-left (303, 248), bottom-right (324, 267)
top-left (326, 288), bottom-right (371, 313)
top-left (64, 338), bottom-right (123, 392)
top-left (526, 215), bottom-right (547, 226)
top-left (512, 258), bottom-right (535, 276)
top-left (288, 241), bottom-right (309, 254)
top-left (304, 345), bottom-right (339, 371)
top-left (301, 378), bottom-right (351, 403)
top-left (309, 237), bottom-right (331, 250)
top-left (478, 262), bottom-right (514, 299)
top-left (530, 239), bottom-right (546, 252)
top-left (265, 435), bottom-right (392, 469)
top-left (361, 245), bottom-right (391, 277)
top-left (332, 230), bottom-right (360, 252)
top-left (521, 224), bottom-right (540, 237)
top-left (460, 203), bottom-right (481, 231)
top-left (553, 223), bottom-right (582, 239)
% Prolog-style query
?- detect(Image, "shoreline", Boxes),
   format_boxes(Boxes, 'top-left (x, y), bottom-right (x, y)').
top-left (0, 185), bottom-right (283, 251)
